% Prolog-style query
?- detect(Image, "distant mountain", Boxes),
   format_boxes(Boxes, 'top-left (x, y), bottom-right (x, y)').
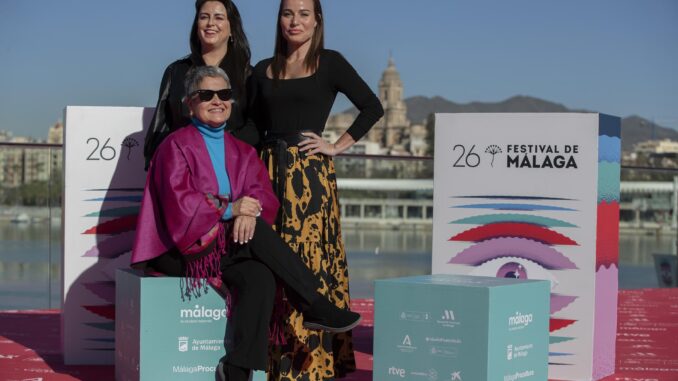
top-left (342, 95), bottom-right (677, 152)
top-left (619, 115), bottom-right (678, 151)
top-left (403, 95), bottom-right (579, 123)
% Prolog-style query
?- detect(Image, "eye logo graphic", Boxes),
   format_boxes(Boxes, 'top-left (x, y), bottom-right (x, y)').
top-left (485, 145), bottom-right (502, 167)
top-left (448, 197), bottom-right (579, 287)
top-left (448, 195), bottom-right (580, 360)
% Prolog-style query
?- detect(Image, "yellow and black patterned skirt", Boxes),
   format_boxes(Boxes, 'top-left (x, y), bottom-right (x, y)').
top-left (261, 145), bottom-right (355, 381)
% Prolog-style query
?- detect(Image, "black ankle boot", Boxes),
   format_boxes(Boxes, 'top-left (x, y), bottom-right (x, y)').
top-left (216, 360), bottom-right (250, 381)
top-left (302, 297), bottom-right (361, 333)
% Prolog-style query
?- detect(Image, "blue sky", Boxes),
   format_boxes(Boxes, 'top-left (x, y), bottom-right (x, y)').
top-left (0, 0), bottom-right (676, 139)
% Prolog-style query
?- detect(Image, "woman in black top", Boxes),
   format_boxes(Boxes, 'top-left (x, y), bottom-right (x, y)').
top-left (248, 0), bottom-right (384, 379)
top-left (143, 0), bottom-right (256, 169)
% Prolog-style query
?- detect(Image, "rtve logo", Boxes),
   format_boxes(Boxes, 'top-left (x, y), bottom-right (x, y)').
top-left (388, 366), bottom-right (406, 378)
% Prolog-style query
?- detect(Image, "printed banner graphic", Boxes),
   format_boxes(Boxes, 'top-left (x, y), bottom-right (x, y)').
top-left (432, 113), bottom-right (620, 381)
top-left (62, 106), bottom-right (151, 364)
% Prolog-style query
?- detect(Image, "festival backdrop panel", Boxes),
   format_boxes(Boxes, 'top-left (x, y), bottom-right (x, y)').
top-left (62, 106), bottom-right (150, 364)
top-left (431, 113), bottom-right (620, 381)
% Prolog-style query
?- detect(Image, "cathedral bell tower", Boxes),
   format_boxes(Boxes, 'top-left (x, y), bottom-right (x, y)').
top-left (377, 56), bottom-right (409, 148)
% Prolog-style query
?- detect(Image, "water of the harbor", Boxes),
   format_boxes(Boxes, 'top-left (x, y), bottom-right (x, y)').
top-left (0, 220), bottom-right (669, 310)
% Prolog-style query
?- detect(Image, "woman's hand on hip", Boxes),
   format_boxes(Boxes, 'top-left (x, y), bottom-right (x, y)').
top-left (232, 196), bottom-right (262, 217)
top-left (299, 132), bottom-right (337, 156)
top-left (233, 215), bottom-right (256, 244)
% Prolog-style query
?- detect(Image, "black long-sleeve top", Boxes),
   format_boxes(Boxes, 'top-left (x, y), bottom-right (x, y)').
top-left (249, 49), bottom-right (384, 142)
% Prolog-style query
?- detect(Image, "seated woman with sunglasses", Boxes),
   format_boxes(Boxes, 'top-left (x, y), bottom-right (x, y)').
top-left (131, 66), bottom-right (361, 381)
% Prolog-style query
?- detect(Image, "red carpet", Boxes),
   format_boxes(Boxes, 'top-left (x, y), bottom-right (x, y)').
top-left (1, 290), bottom-right (676, 381)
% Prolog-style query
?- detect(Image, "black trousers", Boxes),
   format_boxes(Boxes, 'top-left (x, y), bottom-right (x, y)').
top-left (148, 217), bottom-right (321, 370)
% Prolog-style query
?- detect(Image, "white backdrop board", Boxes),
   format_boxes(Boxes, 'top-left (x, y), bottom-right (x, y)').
top-left (432, 113), bottom-right (620, 381)
top-left (62, 106), bottom-right (151, 364)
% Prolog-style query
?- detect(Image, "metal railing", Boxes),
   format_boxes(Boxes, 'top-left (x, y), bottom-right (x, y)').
top-left (2, 142), bottom-right (678, 308)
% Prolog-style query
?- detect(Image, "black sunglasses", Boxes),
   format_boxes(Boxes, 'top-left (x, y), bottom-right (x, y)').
top-left (190, 88), bottom-right (233, 102)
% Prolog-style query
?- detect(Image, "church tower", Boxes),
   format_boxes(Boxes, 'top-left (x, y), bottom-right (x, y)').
top-left (377, 56), bottom-right (409, 148)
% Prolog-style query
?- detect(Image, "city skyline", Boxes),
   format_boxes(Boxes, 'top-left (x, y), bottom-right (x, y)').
top-left (0, 0), bottom-right (676, 138)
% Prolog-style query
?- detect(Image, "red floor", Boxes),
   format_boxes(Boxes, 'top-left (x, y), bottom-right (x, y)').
top-left (1, 290), bottom-right (677, 381)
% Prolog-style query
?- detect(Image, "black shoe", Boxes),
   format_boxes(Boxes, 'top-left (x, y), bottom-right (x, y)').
top-left (216, 360), bottom-right (250, 381)
top-left (302, 297), bottom-right (362, 333)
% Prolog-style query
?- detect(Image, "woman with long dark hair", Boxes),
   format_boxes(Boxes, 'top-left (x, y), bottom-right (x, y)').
top-left (143, 0), bottom-right (256, 169)
top-left (248, 1), bottom-right (384, 379)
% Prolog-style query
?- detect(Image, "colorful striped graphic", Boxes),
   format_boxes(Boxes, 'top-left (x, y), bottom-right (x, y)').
top-left (551, 294), bottom-right (577, 315)
top-left (84, 206), bottom-right (140, 218)
top-left (596, 202), bottom-right (620, 269)
top-left (84, 322), bottom-right (115, 332)
top-left (86, 188), bottom-right (144, 192)
top-left (550, 318), bottom-right (577, 332)
top-left (598, 135), bottom-right (621, 163)
top-left (549, 336), bottom-right (575, 344)
top-left (450, 214), bottom-right (577, 228)
top-left (82, 232), bottom-right (135, 258)
top-left (592, 116), bottom-right (621, 378)
top-left (453, 203), bottom-right (576, 212)
top-left (83, 305), bottom-right (115, 320)
top-left (449, 223), bottom-right (578, 245)
top-left (86, 338), bottom-right (115, 343)
top-left (452, 195), bottom-right (575, 201)
top-left (597, 162), bottom-right (621, 204)
top-left (83, 282), bottom-right (116, 303)
top-left (82, 215), bottom-right (137, 234)
top-left (449, 237), bottom-right (578, 270)
top-left (85, 195), bottom-right (143, 202)
top-left (446, 199), bottom-right (582, 363)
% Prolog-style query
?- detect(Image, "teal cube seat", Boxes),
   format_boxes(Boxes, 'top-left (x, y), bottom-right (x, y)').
top-left (115, 269), bottom-right (266, 381)
top-left (374, 274), bottom-right (550, 381)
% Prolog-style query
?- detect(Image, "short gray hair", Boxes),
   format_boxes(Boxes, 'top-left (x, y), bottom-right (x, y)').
top-left (184, 66), bottom-right (231, 96)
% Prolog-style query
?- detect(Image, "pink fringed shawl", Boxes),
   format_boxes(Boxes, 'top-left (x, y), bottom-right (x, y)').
top-left (131, 125), bottom-right (282, 339)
